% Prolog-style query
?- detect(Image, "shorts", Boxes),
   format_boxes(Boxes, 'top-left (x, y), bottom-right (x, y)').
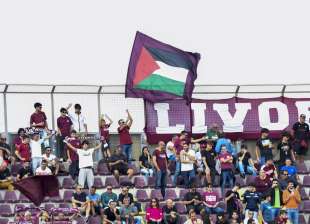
top-left (293, 140), bottom-right (308, 155)
top-left (111, 164), bottom-right (128, 175)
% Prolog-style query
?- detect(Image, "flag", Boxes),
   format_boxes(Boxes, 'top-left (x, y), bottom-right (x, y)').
top-left (126, 31), bottom-right (200, 103)
top-left (13, 175), bottom-right (60, 206)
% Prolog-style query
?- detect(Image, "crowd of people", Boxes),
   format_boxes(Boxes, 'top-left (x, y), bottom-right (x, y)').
top-left (0, 102), bottom-right (309, 224)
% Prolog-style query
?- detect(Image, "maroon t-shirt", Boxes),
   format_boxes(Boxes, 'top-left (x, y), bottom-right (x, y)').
top-left (254, 176), bottom-right (272, 193)
top-left (17, 143), bottom-right (31, 161)
top-left (218, 152), bottom-right (233, 170)
top-left (100, 124), bottom-right (111, 141)
top-left (13, 136), bottom-right (22, 148)
top-left (118, 126), bottom-right (132, 145)
top-left (153, 149), bottom-right (168, 170)
top-left (262, 164), bottom-right (276, 180)
top-left (57, 116), bottom-right (73, 137)
top-left (174, 138), bottom-right (183, 155)
top-left (67, 138), bottom-right (80, 161)
top-left (30, 111), bottom-right (47, 128)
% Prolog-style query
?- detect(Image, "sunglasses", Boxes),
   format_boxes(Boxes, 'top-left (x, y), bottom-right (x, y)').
top-left (107, 188), bottom-right (112, 190)
top-left (283, 173), bottom-right (288, 176)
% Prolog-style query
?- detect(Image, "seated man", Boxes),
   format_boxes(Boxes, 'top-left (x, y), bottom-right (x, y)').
top-left (279, 170), bottom-right (299, 190)
top-left (0, 164), bottom-right (14, 191)
top-left (119, 197), bottom-right (141, 224)
top-left (280, 158), bottom-right (297, 177)
top-left (109, 148), bottom-right (134, 183)
top-left (203, 184), bottom-right (224, 214)
top-left (16, 161), bottom-right (33, 181)
top-left (162, 199), bottom-right (179, 224)
top-left (87, 186), bottom-right (101, 216)
top-left (261, 158), bottom-right (278, 181)
top-left (237, 144), bottom-right (257, 178)
top-left (100, 185), bottom-right (118, 209)
top-left (102, 200), bottom-right (121, 224)
top-left (42, 147), bottom-right (59, 175)
top-left (72, 185), bottom-right (90, 219)
top-left (183, 184), bottom-right (204, 215)
top-left (118, 186), bottom-right (134, 205)
top-left (35, 160), bottom-right (52, 176)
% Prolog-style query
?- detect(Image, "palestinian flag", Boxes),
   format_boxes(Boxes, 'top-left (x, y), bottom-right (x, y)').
top-left (126, 31), bottom-right (200, 103)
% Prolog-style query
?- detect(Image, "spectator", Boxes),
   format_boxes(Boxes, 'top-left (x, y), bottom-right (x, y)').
top-left (215, 213), bottom-right (229, 224)
top-left (119, 197), bottom-right (141, 224)
top-left (152, 141), bottom-right (168, 197)
top-left (139, 146), bottom-right (154, 184)
top-left (218, 145), bottom-right (234, 194)
top-left (65, 139), bottom-right (102, 189)
top-left (206, 123), bottom-right (220, 142)
top-left (0, 133), bottom-right (14, 165)
top-left (172, 131), bottom-right (188, 186)
top-left (292, 114), bottom-right (309, 161)
top-left (100, 185), bottom-right (118, 209)
top-left (30, 102), bottom-right (50, 147)
top-left (279, 170), bottom-right (299, 190)
top-left (254, 170), bottom-right (271, 194)
top-left (243, 183), bottom-right (261, 219)
top-left (194, 141), bottom-right (206, 184)
top-left (56, 107), bottom-right (73, 160)
top-left (182, 184), bottom-right (204, 215)
top-left (280, 158), bottom-right (297, 177)
top-left (13, 128), bottom-right (25, 151)
top-left (277, 132), bottom-right (295, 166)
top-left (237, 144), bottom-right (257, 178)
top-left (243, 211), bottom-right (259, 224)
top-left (162, 199), bottom-right (179, 224)
top-left (261, 158), bottom-right (278, 181)
top-left (282, 181), bottom-right (301, 224)
top-left (184, 209), bottom-right (203, 224)
top-left (166, 135), bottom-right (177, 162)
top-left (260, 194), bottom-right (273, 224)
top-left (15, 135), bottom-right (31, 162)
top-left (0, 166), bottom-right (14, 190)
top-left (180, 142), bottom-right (196, 187)
top-left (102, 200), bottom-right (121, 224)
top-left (66, 130), bottom-right (81, 181)
top-left (99, 114), bottom-right (113, 160)
top-left (42, 147), bottom-right (59, 175)
top-left (274, 209), bottom-right (290, 224)
top-left (201, 141), bottom-right (216, 185)
top-left (268, 179), bottom-right (283, 220)
top-left (117, 110), bottom-right (133, 162)
top-left (87, 186), bottom-right (101, 216)
top-left (16, 161), bottom-right (33, 181)
top-left (109, 148), bottom-right (134, 183)
top-left (118, 186), bottom-right (134, 206)
top-left (146, 198), bottom-right (163, 224)
top-left (225, 184), bottom-right (242, 218)
top-left (230, 211), bottom-right (242, 224)
top-left (35, 160), bottom-right (52, 175)
top-left (67, 103), bottom-right (88, 134)
top-left (72, 185), bottom-right (90, 218)
top-left (215, 132), bottom-right (236, 155)
top-left (203, 184), bottom-right (224, 214)
top-left (255, 128), bottom-right (273, 165)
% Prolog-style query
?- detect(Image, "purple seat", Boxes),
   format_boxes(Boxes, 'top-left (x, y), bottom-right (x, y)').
top-left (214, 187), bottom-right (223, 200)
top-left (0, 193), bottom-right (3, 203)
top-left (297, 163), bottom-right (309, 174)
top-left (150, 189), bottom-right (163, 201)
top-left (235, 175), bottom-right (245, 187)
top-left (4, 191), bottom-right (18, 203)
top-left (213, 175), bottom-right (220, 187)
top-left (0, 204), bottom-right (13, 217)
top-left (50, 195), bottom-right (63, 203)
top-left (303, 176), bottom-right (310, 187)
top-left (175, 202), bottom-right (187, 214)
top-left (128, 164), bottom-right (140, 175)
top-left (19, 193), bottom-right (30, 202)
top-left (179, 215), bottom-right (187, 223)
top-left (299, 214), bottom-right (306, 224)
top-left (63, 190), bottom-right (74, 202)
top-left (136, 189), bottom-right (149, 202)
top-left (166, 176), bottom-right (174, 188)
top-left (165, 189), bottom-right (177, 201)
top-left (134, 176), bottom-right (147, 188)
top-left (245, 175), bottom-right (256, 186)
top-left (93, 177), bottom-right (104, 188)
top-left (58, 203), bottom-right (71, 209)
top-left (0, 218), bottom-right (9, 224)
top-left (62, 177), bottom-right (75, 189)
top-left (44, 203), bottom-right (56, 211)
top-left (14, 204), bottom-right (25, 212)
top-left (11, 163), bottom-right (23, 176)
top-left (302, 200), bottom-right (310, 213)
top-left (89, 216), bottom-right (101, 224)
top-left (105, 176), bottom-right (120, 188)
top-left (179, 189), bottom-right (189, 199)
top-left (300, 188), bottom-right (308, 200)
top-left (119, 176), bottom-right (133, 186)
top-left (196, 188), bottom-right (204, 196)
top-left (147, 176), bottom-right (156, 188)
top-left (97, 162), bottom-right (111, 175)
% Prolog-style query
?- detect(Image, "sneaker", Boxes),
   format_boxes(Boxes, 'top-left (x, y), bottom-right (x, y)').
top-left (240, 173), bottom-right (246, 179)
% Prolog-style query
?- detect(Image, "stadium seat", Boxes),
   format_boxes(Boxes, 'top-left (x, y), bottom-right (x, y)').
top-left (19, 193), bottom-right (30, 203)
top-left (50, 195), bottom-right (64, 203)
top-left (164, 189), bottom-right (177, 201)
top-left (136, 189), bottom-right (149, 202)
top-left (14, 204), bottom-right (25, 212)
top-left (44, 203), bottom-right (56, 211)
top-left (0, 218), bottom-right (9, 224)
top-left (97, 162), bottom-right (110, 175)
top-left (175, 202), bottom-right (187, 214)
top-left (302, 200), bottom-right (310, 213)
top-left (4, 191), bottom-right (18, 203)
top-left (134, 176), bottom-right (147, 188)
top-left (166, 176), bottom-right (174, 188)
top-left (179, 189), bottom-right (189, 199)
top-left (62, 177), bottom-right (75, 189)
top-left (299, 214), bottom-right (306, 224)
top-left (300, 188), bottom-right (308, 200)
top-left (105, 176), bottom-right (120, 188)
top-left (213, 175), bottom-right (220, 187)
top-left (89, 215), bottom-right (101, 224)
top-left (63, 190), bottom-right (74, 202)
top-left (235, 175), bottom-right (245, 187)
top-left (0, 193), bottom-right (3, 203)
top-left (297, 163), bottom-right (309, 174)
top-left (147, 176), bottom-right (156, 188)
top-left (0, 204), bottom-right (13, 217)
top-left (214, 187), bottom-right (223, 200)
top-left (11, 163), bottom-right (23, 176)
top-left (179, 215), bottom-right (187, 223)
top-left (245, 175), bottom-right (256, 186)
top-left (58, 203), bottom-right (71, 209)
top-left (119, 176), bottom-right (133, 186)
top-left (303, 176), bottom-right (310, 187)
top-left (93, 177), bottom-right (104, 188)
top-left (128, 164), bottom-right (140, 175)
top-left (150, 189), bottom-right (163, 201)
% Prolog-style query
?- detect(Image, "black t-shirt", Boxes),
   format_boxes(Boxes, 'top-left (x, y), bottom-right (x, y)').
top-left (118, 193), bottom-right (134, 205)
top-left (256, 137), bottom-right (273, 157)
top-left (73, 192), bottom-right (87, 206)
top-left (0, 168), bottom-right (10, 180)
top-left (277, 141), bottom-right (293, 164)
top-left (201, 149), bottom-right (216, 169)
top-left (139, 154), bottom-right (152, 169)
top-left (237, 151), bottom-right (251, 166)
top-left (225, 190), bottom-right (240, 214)
top-left (293, 122), bottom-right (309, 140)
top-left (18, 167), bottom-right (33, 179)
top-left (183, 191), bottom-right (202, 207)
top-left (104, 207), bottom-right (120, 221)
top-left (162, 205), bottom-right (177, 214)
top-left (109, 153), bottom-right (128, 170)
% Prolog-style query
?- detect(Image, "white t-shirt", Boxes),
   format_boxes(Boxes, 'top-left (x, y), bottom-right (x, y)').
top-left (195, 151), bottom-right (203, 169)
top-left (42, 153), bottom-right (56, 162)
top-left (180, 149), bottom-right (195, 172)
top-left (30, 139), bottom-right (43, 158)
top-left (35, 166), bottom-right (52, 175)
top-left (77, 148), bottom-right (94, 169)
top-left (69, 112), bottom-right (87, 133)
top-left (166, 141), bottom-right (175, 158)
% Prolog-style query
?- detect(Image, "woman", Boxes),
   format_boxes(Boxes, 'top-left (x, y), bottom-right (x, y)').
top-left (139, 146), bottom-right (154, 184)
top-left (13, 128), bottom-right (25, 151)
top-left (146, 198), bottom-right (163, 224)
top-left (184, 209), bottom-right (203, 224)
top-left (99, 114), bottom-right (113, 160)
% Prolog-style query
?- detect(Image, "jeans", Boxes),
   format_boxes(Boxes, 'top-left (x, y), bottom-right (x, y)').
top-left (221, 170), bottom-right (234, 194)
top-left (39, 129), bottom-right (50, 147)
top-left (141, 168), bottom-right (154, 184)
top-left (121, 144), bottom-right (132, 162)
top-left (181, 169), bottom-right (195, 187)
top-left (78, 167), bottom-right (94, 189)
top-left (245, 210), bottom-right (258, 219)
top-left (205, 206), bottom-right (224, 214)
top-left (271, 208), bottom-right (280, 220)
top-left (32, 157), bottom-right (42, 174)
top-left (69, 160), bottom-right (79, 180)
top-left (287, 208), bottom-right (299, 224)
top-left (238, 162), bottom-right (256, 176)
top-left (156, 170), bottom-right (167, 197)
top-left (260, 156), bottom-right (266, 165)
top-left (172, 160), bottom-right (181, 186)
top-left (56, 135), bottom-right (66, 159)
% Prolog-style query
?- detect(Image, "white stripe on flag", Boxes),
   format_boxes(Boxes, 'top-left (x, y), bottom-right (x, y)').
top-left (153, 61), bottom-right (188, 83)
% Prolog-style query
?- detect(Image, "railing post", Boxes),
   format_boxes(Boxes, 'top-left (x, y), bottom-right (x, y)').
top-left (51, 86), bottom-right (56, 130)
top-left (3, 84), bottom-right (8, 136)
top-left (97, 86), bottom-right (103, 133)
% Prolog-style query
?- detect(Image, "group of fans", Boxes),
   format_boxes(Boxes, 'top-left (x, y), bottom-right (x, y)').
top-left (0, 102), bottom-right (309, 224)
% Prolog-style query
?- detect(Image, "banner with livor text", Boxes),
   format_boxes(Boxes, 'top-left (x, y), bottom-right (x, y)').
top-left (144, 97), bottom-right (310, 144)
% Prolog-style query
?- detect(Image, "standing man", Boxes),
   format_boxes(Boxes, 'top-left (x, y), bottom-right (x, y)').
top-left (57, 107), bottom-right (73, 160)
top-left (67, 103), bottom-right (88, 135)
top-left (180, 142), bottom-right (196, 187)
top-left (282, 181), bottom-right (301, 224)
top-left (152, 141), bottom-right (168, 197)
top-left (256, 128), bottom-right (273, 165)
top-left (117, 110), bottom-right (133, 162)
top-left (66, 130), bottom-right (81, 182)
top-left (292, 114), bottom-right (309, 162)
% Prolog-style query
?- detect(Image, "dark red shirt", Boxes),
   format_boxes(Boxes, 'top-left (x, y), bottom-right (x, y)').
top-left (262, 164), bottom-right (276, 180)
top-left (67, 138), bottom-right (80, 161)
top-left (118, 126), bottom-right (132, 145)
top-left (153, 149), bottom-right (168, 170)
top-left (30, 111), bottom-right (47, 128)
top-left (254, 176), bottom-right (271, 193)
top-left (17, 143), bottom-right (31, 162)
top-left (100, 124), bottom-right (111, 141)
top-left (174, 138), bottom-right (183, 155)
top-left (13, 136), bottom-right (22, 148)
top-left (57, 116), bottom-right (73, 137)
